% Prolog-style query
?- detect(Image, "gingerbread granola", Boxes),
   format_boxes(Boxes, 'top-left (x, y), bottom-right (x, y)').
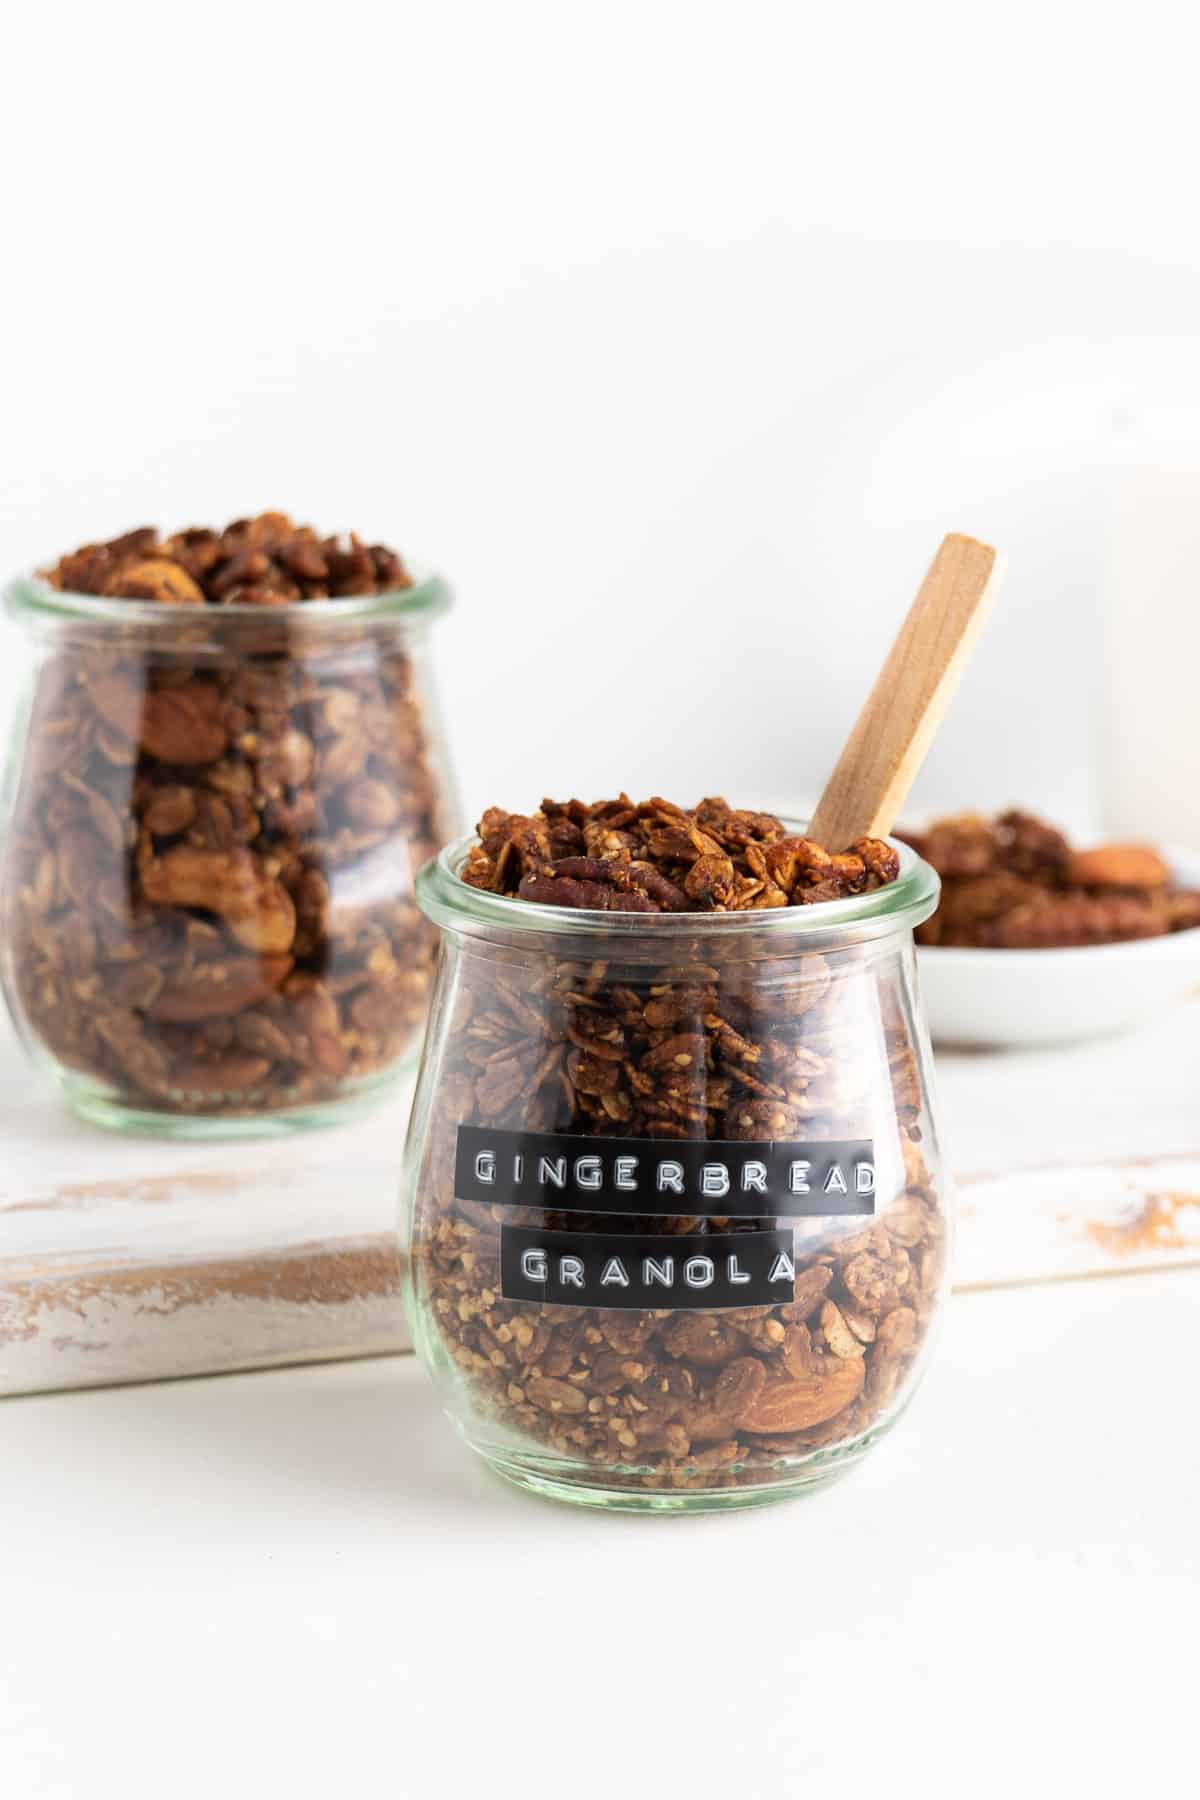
top-left (411, 797), bottom-right (944, 1494)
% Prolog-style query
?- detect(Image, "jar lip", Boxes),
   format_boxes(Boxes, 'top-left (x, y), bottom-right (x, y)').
top-left (417, 824), bottom-right (940, 944)
top-left (3, 565), bottom-right (453, 631)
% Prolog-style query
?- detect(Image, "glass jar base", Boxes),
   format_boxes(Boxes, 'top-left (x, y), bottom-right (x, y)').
top-left (55, 1063), bottom-right (414, 1140)
top-left (469, 1429), bottom-right (888, 1515)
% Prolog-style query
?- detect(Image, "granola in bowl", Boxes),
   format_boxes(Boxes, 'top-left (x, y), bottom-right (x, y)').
top-left (904, 810), bottom-right (1200, 948)
top-left (902, 810), bottom-right (1200, 1046)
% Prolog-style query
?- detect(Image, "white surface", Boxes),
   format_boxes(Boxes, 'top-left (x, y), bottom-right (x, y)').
top-left (933, 996), bottom-right (1200, 1175)
top-left (1, 1000), bottom-right (1196, 1792)
top-left (0, 1000), bottom-right (1197, 1794)
top-left (7, 7), bottom-right (1200, 833)
top-left (1, 1277), bottom-right (1196, 1799)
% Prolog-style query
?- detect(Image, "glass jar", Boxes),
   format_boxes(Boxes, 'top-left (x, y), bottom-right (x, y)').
top-left (403, 829), bottom-right (946, 1513)
top-left (0, 570), bottom-right (459, 1136)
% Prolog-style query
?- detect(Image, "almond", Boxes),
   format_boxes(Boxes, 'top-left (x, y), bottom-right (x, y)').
top-left (1067, 844), bottom-right (1169, 890)
top-left (739, 1359), bottom-right (864, 1434)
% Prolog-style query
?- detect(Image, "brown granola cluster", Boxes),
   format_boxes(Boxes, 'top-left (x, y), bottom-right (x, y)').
top-left (905, 810), bottom-right (1200, 948)
top-left (461, 794), bottom-right (901, 911)
top-left (45, 511), bottom-right (411, 607)
top-left (412, 799), bottom-right (941, 1495)
top-left (1, 515), bottom-right (447, 1118)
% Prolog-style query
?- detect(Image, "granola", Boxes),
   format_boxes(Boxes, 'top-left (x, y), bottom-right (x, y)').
top-left (1, 514), bottom-right (450, 1119)
top-left (904, 810), bottom-right (1200, 948)
top-left (410, 797), bottom-right (944, 1495)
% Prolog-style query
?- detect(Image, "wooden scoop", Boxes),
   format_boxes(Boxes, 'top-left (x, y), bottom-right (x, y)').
top-left (808, 532), bottom-right (1005, 851)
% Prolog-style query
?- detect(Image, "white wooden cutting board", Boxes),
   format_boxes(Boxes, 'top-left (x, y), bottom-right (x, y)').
top-left (2, 1004), bottom-right (1197, 1397)
top-left (0, 1017), bottom-right (416, 1395)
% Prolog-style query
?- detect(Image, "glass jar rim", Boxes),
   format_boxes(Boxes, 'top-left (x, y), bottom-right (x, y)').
top-left (3, 565), bottom-right (453, 633)
top-left (417, 824), bottom-right (940, 948)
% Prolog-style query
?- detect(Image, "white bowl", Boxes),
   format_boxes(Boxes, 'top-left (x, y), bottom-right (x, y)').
top-left (916, 849), bottom-right (1200, 1048)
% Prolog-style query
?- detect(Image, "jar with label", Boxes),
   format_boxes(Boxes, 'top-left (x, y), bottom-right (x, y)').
top-left (403, 800), bottom-right (946, 1512)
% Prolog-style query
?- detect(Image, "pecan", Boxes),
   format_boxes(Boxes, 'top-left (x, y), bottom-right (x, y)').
top-left (518, 865), bottom-right (661, 912)
top-left (138, 684), bottom-right (228, 765)
top-left (147, 955), bottom-right (293, 1021)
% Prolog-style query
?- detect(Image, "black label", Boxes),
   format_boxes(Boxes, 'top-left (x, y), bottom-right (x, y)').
top-left (500, 1224), bottom-right (797, 1309)
top-left (455, 1124), bottom-right (875, 1218)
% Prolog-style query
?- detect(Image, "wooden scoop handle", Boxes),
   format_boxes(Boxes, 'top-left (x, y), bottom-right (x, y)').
top-left (808, 532), bottom-right (1005, 851)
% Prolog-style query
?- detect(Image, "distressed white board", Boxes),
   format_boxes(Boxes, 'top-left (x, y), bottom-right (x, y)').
top-left (956, 1154), bottom-right (1200, 1289)
top-left (0, 1016), bottom-right (415, 1396)
top-left (2, 1001), bottom-right (1198, 1397)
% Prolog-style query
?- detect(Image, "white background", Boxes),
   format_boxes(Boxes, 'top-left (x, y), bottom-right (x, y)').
top-left (4, 1), bottom-right (1200, 840)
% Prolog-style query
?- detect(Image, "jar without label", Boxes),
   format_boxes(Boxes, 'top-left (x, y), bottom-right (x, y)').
top-left (0, 569), bottom-right (458, 1136)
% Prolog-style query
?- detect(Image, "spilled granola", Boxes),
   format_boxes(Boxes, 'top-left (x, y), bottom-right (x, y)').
top-left (410, 797), bottom-right (945, 1494)
top-left (1, 513), bottom-right (451, 1118)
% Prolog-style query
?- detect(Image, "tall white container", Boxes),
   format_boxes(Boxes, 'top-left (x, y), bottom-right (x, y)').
top-left (1106, 468), bottom-right (1200, 852)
